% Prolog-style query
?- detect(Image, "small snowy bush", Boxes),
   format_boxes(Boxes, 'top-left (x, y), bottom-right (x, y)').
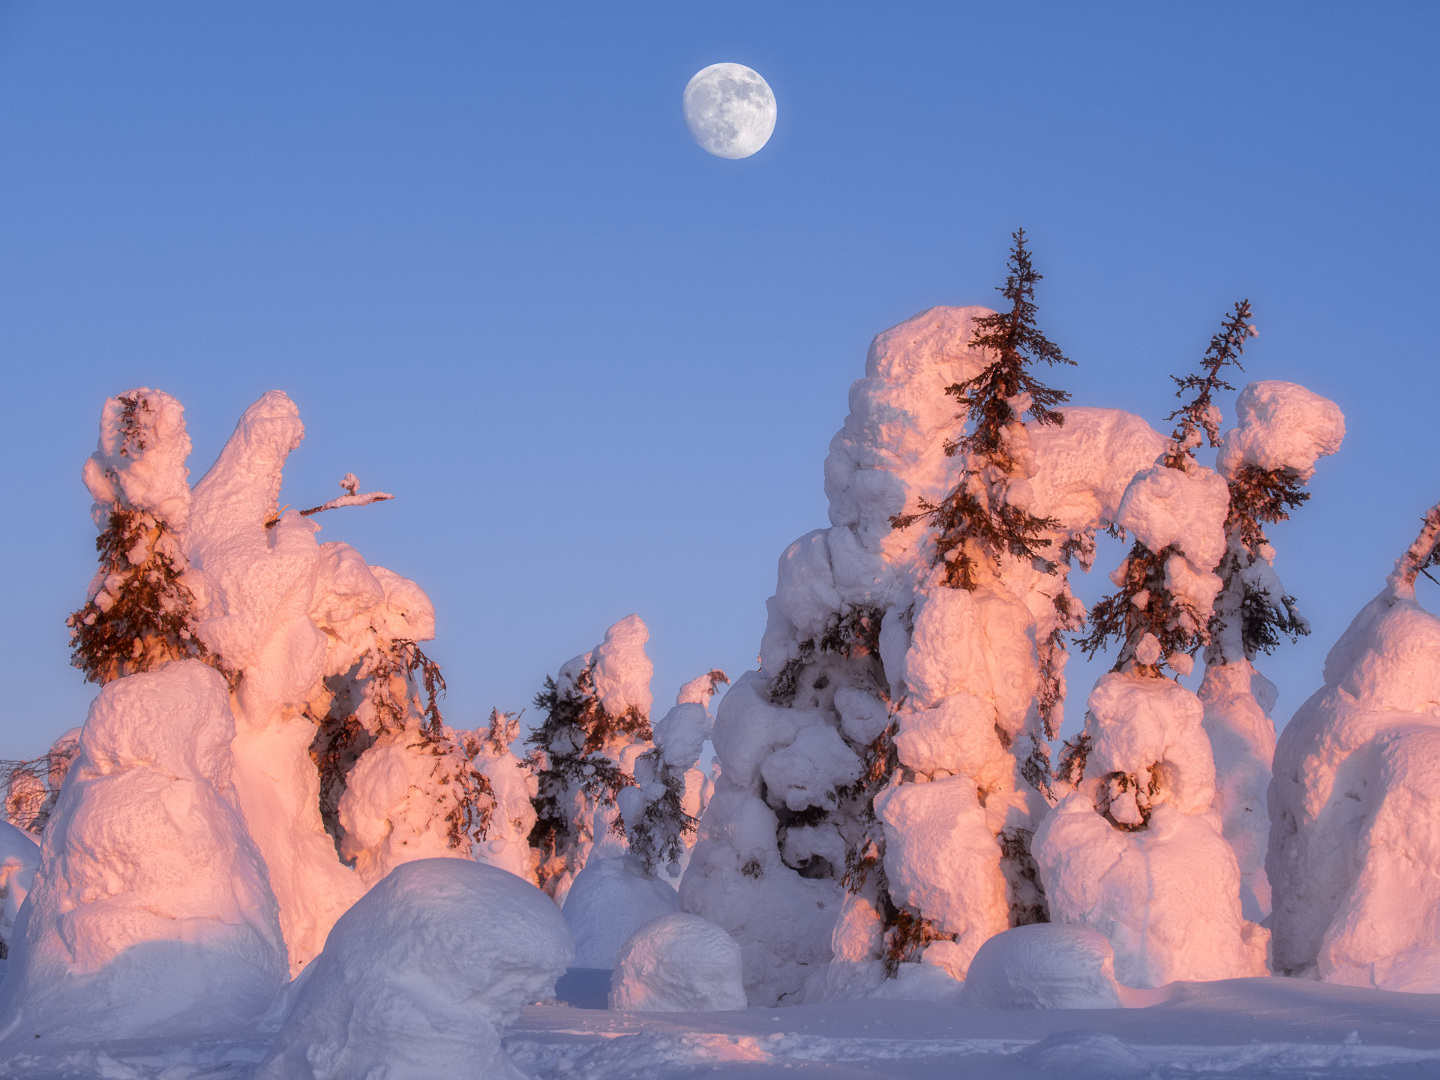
top-left (257, 858), bottom-right (573, 1080)
top-left (610, 912), bottom-right (747, 1012)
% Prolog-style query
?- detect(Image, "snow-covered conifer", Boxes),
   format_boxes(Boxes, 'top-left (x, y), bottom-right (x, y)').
top-left (1035, 304), bottom-right (1267, 988)
top-left (873, 231), bottom-right (1079, 972)
top-left (620, 670), bottom-right (728, 880)
top-left (527, 614), bottom-right (655, 902)
top-left (1268, 502), bottom-right (1440, 990)
top-left (681, 269), bottom-right (1158, 1005)
top-left (469, 709), bottom-right (540, 882)
top-left (1202, 379), bottom-right (1344, 920)
top-left (66, 391), bottom-right (215, 686)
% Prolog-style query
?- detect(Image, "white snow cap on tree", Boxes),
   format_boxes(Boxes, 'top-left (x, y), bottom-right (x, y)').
top-left (257, 859), bottom-right (572, 1080)
top-left (1218, 380), bottom-right (1346, 481)
top-left (592, 614), bottom-right (654, 718)
top-left (0, 662), bottom-right (288, 1042)
top-left (1269, 515), bottom-right (1440, 990)
top-left (81, 388), bottom-right (192, 529)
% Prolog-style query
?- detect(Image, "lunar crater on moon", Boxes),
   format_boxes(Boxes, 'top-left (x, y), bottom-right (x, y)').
top-left (682, 63), bottom-right (776, 160)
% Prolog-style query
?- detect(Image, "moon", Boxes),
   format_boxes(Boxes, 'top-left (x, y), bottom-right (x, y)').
top-left (682, 63), bottom-right (776, 160)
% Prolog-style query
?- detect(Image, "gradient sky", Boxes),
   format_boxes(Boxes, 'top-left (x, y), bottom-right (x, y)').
top-left (2, 3), bottom-right (1438, 757)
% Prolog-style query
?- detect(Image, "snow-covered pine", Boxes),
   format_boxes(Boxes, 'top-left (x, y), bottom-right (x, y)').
top-left (1203, 379), bottom-right (1345, 920)
top-left (620, 669), bottom-right (728, 880)
top-left (1267, 501), bottom-right (1440, 991)
top-left (877, 230), bottom-right (1077, 974)
top-left (67, 391), bottom-right (219, 687)
top-left (526, 614), bottom-right (655, 903)
top-left (1034, 304), bottom-right (1266, 988)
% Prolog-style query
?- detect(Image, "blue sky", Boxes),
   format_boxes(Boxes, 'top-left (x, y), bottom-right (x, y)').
top-left (2, 2), bottom-right (1437, 756)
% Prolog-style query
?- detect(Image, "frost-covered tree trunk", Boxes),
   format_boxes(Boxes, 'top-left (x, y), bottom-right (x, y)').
top-left (527, 614), bottom-right (655, 905)
top-left (1268, 503), bottom-right (1440, 991)
top-left (1036, 305), bottom-right (1268, 988)
top-left (1201, 381), bottom-right (1344, 921)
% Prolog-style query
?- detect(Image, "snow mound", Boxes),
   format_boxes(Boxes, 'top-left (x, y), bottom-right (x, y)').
top-left (0, 661), bottom-right (287, 1041)
top-left (257, 859), bottom-right (572, 1080)
top-left (960, 924), bottom-right (1123, 1009)
top-left (609, 913), bottom-right (747, 1012)
top-left (0, 822), bottom-right (38, 956)
top-left (563, 854), bottom-right (680, 969)
top-left (1018, 1030), bottom-right (1148, 1074)
top-left (1270, 585), bottom-right (1440, 990)
top-left (1218, 380), bottom-right (1345, 481)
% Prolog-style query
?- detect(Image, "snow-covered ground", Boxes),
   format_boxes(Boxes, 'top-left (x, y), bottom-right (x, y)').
top-left (2, 974), bottom-right (1439, 1079)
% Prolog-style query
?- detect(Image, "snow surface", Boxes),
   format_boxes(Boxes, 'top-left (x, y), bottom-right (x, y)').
top-left (0, 661), bottom-right (287, 1042)
top-left (562, 854), bottom-right (680, 969)
top-left (257, 858), bottom-right (572, 1080)
top-left (609, 912), bottom-right (747, 1013)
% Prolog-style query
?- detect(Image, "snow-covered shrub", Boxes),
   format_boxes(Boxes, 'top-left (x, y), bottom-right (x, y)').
top-left (609, 912), bottom-right (747, 1012)
top-left (562, 853), bottom-right (680, 968)
top-left (620, 670), bottom-right (728, 880)
top-left (1268, 503), bottom-right (1440, 990)
top-left (256, 858), bottom-right (573, 1080)
top-left (1036, 304), bottom-right (1267, 987)
top-left (1202, 379), bottom-right (1344, 920)
top-left (527, 614), bottom-right (655, 902)
top-left (960, 923), bottom-right (1123, 1009)
top-left (2, 729), bottom-right (81, 835)
top-left (0, 822), bottom-right (38, 959)
top-left (0, 661), bottom-right (288, 1041)
top-left (67, 390), bottom-right (216, 686)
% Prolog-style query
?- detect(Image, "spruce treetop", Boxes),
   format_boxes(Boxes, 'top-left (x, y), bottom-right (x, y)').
top-left (892, 229), bottom-right (1075, 590)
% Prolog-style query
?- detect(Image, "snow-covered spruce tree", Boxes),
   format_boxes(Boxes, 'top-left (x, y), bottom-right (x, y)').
top-left (619, 670), bottom-right (728, 881)
top-left (1034, 303), bottom-right (1268, 988)
top-left (680, 268), bottom-right (1163, 1005)
top-left (1267, 503), bottom-right (1440, 990)
top-left (1202, 379), bottom-right (1344, 921)
top-left (66, 391), bottom-right (216, 687)
top-left (526, 614), bottom-right (655, 904)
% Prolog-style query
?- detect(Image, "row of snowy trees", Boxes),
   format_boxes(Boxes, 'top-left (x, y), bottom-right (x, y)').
top-left (682, 231), bottom-right (1372, 1005)
top-left (0, 387), bottom-right (730, 1039)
